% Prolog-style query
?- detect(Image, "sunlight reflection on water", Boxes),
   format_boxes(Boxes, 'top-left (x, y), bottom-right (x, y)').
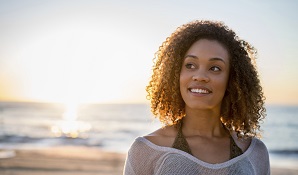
top-left (50, 103), bottom-right (91, 138)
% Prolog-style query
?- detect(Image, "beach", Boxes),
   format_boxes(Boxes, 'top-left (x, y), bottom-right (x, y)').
top-left (0, 147), bottom-right (126, 175)
top-left (1, 148), bottom-right (298, 175)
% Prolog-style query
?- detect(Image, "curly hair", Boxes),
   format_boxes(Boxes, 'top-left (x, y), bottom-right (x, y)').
top-left (146, 20), bottom-right (266, 138)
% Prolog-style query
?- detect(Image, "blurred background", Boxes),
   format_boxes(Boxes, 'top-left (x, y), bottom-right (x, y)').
top-left (0, 0), bottom-right (297, 174)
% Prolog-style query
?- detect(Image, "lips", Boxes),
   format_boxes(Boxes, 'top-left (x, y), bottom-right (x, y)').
top-left (188, 86), bottom-right (212, 94)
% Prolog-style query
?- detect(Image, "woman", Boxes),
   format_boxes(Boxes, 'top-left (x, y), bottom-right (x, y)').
top-left (124, 20), bottom-right (270, 175)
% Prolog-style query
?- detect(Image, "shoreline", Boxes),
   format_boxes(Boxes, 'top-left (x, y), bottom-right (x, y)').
top-left (1, 147), bottom-right (298, 175)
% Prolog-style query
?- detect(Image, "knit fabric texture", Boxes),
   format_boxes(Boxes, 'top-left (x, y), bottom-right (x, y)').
top-left (123, 137), bottom-right (270, 175)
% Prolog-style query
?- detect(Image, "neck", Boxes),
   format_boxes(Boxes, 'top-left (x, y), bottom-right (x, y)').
top-left (182, 107), bottom-right (227, 138)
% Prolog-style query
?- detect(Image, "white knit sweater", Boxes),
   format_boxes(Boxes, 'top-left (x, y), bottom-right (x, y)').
top-left (124, 137), bottom-right (270, 175)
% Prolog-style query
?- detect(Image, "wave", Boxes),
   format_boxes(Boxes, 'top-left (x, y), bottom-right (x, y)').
top-left (0, 134), bottom-right (102, 147)
top-left (269, 149), bottom-right (298, 155)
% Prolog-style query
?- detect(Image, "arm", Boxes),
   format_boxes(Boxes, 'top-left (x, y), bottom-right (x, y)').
top-left (123, 155), bottom-right (136, 175)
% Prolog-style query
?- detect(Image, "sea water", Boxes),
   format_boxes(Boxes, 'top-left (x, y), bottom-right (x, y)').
top-left (0, 102), bottom-right (297, 169)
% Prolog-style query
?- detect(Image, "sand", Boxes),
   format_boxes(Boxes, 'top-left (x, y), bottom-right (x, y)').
top-left (0, 148), bottom-right (297, 175)
top-left (0, 147), bottom-right (126, 175)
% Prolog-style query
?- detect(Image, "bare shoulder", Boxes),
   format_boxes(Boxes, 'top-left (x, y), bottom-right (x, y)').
top-left (231, 132), bottom-right (252, 152)
top-left (144, 125), bottom-right (177, 147)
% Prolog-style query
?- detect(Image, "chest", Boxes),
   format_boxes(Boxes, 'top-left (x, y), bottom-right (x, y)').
top-left (154, 153), bottom-right (254, 175)
top-left (187, 136), bottom-right (231, 164)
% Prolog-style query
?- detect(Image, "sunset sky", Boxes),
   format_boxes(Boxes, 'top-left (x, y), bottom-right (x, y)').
top-left (0, 0), bottom-right (297, 105)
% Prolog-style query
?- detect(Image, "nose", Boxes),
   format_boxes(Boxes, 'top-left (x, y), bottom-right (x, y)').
top-left (192, 70), bottom-right (210, 82)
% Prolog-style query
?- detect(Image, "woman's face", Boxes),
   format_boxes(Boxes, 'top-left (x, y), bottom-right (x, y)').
top-left (180, 39), bottom-right (230, 111)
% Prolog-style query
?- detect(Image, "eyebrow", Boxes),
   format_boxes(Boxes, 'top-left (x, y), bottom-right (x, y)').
top-left (184, 55), bottom-right (226, 64)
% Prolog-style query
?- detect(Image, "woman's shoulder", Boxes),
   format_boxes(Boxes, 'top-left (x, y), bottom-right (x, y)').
top-left (230, 132), bottom-right (252, 153)
top-left (125, 129), bottom-right (177, 175)
top-left (245, 138), bottom-right (270, 173)
top-left (143, 125), bottom-right (177, 148)
top-left (232, 133), bottom-right (269, 158)
top-left (252, 137), bottom-right (269, 154)
top-left (230, 131), bottom-right (270, 158)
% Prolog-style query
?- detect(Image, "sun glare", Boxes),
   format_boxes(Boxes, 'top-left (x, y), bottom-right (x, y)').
top-left (11, 22), bottom-right (146, 104)
top-left (51, 102), bottom-right (91, 138)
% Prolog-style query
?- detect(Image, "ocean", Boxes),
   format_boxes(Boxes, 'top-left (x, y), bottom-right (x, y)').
top-left (0, 101), bottom-right (297, 169)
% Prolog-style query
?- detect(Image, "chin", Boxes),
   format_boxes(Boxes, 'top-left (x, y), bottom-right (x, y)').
top-left (187, 103), bottom-right (213, 110)
top-left (185, 101), bottom-right (221, 111)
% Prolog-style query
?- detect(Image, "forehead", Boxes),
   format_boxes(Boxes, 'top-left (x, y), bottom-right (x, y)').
top-left (185, 39), bottom-right (230, 62)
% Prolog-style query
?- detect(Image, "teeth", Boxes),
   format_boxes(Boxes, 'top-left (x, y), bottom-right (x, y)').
top-left (190, 89), bottom-right (210, 94)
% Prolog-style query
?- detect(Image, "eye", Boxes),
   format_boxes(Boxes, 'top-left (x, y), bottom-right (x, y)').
top-left (210, 66), bottom-right (221, 72)
top-left (185, 63), bottom-right (196, 69)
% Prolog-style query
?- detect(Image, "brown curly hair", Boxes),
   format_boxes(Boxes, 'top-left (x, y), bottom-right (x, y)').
top-left (146, 20), bottom-right (266, 138)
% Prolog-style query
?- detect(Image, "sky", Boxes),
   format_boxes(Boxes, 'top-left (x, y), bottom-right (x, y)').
top-left (0, 0), bottom-right (297, 105)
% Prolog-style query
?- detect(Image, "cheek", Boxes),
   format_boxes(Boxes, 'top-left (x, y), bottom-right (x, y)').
top-left (179, 70), bottom-right (192, 92)
top-left (179, 71), bottom-right (187, 87)
top-left (179, 73), bottom-right (189, 98)
top-left (214, 75), bottom-right (229, 92)
top-left (179, 75), bottom-right (185, 93)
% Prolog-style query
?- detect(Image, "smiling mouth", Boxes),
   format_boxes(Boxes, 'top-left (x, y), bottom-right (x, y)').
top-left (189, 88), bottom-right (212, 94)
